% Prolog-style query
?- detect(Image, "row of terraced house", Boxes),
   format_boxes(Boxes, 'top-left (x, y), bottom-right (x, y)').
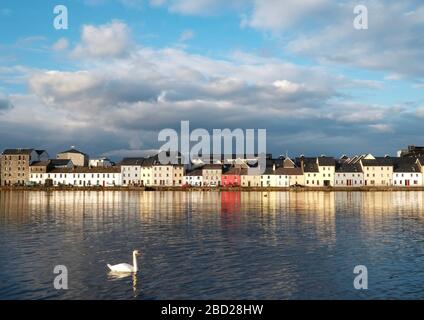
top-left (1, 146), bottom-right (424, 188)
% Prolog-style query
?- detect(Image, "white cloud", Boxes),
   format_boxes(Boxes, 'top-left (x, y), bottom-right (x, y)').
top-left (179, 29), bottom-right (195, 42)
top-left (52, 38), bottom-right (69, 51)
top-left (245, 0), bottom-right (330, 31)
top-left (369, 123), bottom-right (393, 133)
top-left (287, 1), bottom-right (424, 78)
top-left (72, 21), bottom-right (133, 59)
top-left (273, 80), bottom-right (303, 93)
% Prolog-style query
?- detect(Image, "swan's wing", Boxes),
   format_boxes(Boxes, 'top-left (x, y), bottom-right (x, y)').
top-left (107, 263), bottom-right (133, 272)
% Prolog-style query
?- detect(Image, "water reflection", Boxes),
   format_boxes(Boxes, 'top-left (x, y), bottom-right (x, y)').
top-left (1, 190), bottom-right (424, 299)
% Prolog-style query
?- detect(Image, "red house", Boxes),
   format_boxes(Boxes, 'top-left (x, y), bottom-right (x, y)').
top-left (221, 167), bottom-right (245, 187)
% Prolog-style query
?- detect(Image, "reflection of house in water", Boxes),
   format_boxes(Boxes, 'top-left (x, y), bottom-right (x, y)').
top-left (221, 192), bottom-right (241, 215)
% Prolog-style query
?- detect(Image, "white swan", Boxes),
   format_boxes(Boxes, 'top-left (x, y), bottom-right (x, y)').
top-left (107, 250), bottom-right (141, 273)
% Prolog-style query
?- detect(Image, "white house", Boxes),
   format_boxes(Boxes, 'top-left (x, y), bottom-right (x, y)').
top-left (335, 163), bottom-right (364, 187)
top-left (89, 157), bottom-right (112, 167)
top-left (183, 169), bottom-right (203, 186)
top-left (31, 167), bottom-right (122, 187)
top-left (121, 158), bottom-right (144, 186)
top-left (393, 160), bottom-right (423, 187)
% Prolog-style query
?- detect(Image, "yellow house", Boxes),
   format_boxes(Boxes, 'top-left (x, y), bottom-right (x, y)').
top-left (360, 158), bottom-right (393, 186)
top-left (241, 171), bottom-right (261, 187)
top-left (302, 157), bottom-right (335, 187)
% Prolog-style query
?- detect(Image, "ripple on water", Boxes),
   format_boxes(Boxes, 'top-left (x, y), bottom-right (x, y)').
top-left (1, 190), bottom-right (424, 299)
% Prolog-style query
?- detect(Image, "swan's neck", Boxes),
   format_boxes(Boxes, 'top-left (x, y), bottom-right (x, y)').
top-left (133, 253), bottom-right (138, 272)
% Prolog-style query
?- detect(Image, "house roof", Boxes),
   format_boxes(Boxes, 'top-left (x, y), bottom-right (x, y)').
top-left (393, 159), bottom-right (421, 173)
top-left (361, 158), bottom-right (393, 166)
top-left (2, 148), bottom-right (34, 155)
top-left (48, 167), bottom-right (121, 174)
top-left (50, 159), bottom-right (72, 166)
top-left (31, 161), bottom-right (51, 167)
top-left (336, 163), bottom-right (363, 173)
top-left (58, 148), bottom-right (87, 155)
top-left (317, 157), bottom-right (336, 166)
top-left (120, 157), bottom-right (146, 166)
top-left (202, 164), bottom-right (222, 170)
top-left (275, 167), bottom-right (303, 175)
top-left (185, 169), bottom-right (203, 177)
top-left (223, 167), bottom-right (246, 175)
top-left (302, 159), bottom-right (319, 173)
top-left (261, 167), bottom-right (276, 175)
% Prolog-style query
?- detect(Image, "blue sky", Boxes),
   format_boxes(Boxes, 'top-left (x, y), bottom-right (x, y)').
top-left (0, 0), bottom-right (423, 159)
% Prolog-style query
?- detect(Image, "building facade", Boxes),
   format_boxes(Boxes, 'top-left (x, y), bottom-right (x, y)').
top-left (30, 167), bottom-right (121, 187)
top-left (183, 169), bottom-right (203, 186)
top-left (57, 148), bottom-right (89, 167)
top-left (334, 163), bottom-right (364, 187)
top-left (360, 158), bottom-right (393, 186)
top-left (393, 159), bottom-right (422, 187)
top-left (1, 149), bottom-right (48, 186)
top-left (202, 164), bottom-right (222, 187)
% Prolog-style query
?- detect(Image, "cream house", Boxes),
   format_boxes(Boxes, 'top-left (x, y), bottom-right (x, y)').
top-left (202, 164), bottom-right (222, 187)
top-left (57, 148), bottom-right (88, 167)
top-left (280, 157), bottom-right (304, 186)
top-left (302, 157), bottom-right (335, 187)
top-left (279, 167), bottom-right (304, 186)
top-left (140, 158), bottom-right (154, 187)
top-left (241, 171), bottom-right (260, 187)
top-left (121, 158), bottom-right (144, 186)
top-left (360, 158), bottom-right (393, 186)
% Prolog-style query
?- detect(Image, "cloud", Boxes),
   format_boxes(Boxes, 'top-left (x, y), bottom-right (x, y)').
top-left (287, 1), bottom-right (424, 78)
top-left (244, 0), bottom-right (331, 31)
top-left (179, 29), bottom-right (195, 42)
top-left (3, 16), bottom-right (423, 157)
top-left (18, 33), bottom-right (416, 157)
top-left (52, 38), bottom-right (69, 51)
top-left (273, 80), bottom-right (303, 93)
top-left (0, 93), bottom-right (13, 111)
top-left (72, 21), bottom-right (133, 59)
top-left (152, 0), bottom-right (246, 15)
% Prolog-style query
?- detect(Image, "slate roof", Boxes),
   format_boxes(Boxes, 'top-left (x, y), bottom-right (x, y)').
top-left (393, 158), bottom-right (421, 173)
top-left (2, 148), bottom-right (34, 155)
top-left (48, 167), bottom-right (121, 174)
top-left (185, 169), bottom-right (203, 177)
top-left (275, 167), bottom-right (303, 175)
top-left (202, 164), bottom-right (222, 170)
top-left (120, 158), bottom-right (146, 166)
top-left (222, 167), bottom-right (246, 175)
top-left (361, 158), bottom-right (393, 166)
top-left (336, 163), bottom-right (363, 173)
top-left (58, 148), bottom-right (87, 155)
top-left (317, 157), bottom-right (336, 166)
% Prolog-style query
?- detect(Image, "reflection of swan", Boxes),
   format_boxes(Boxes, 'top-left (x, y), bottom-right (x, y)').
top-left (107, 250), bottom-right (140, 273)
top-left (108, 271), bottom-right (139, 297)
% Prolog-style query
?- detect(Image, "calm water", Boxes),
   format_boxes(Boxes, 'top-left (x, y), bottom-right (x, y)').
top-left (1, 190), bottom-right (424, 300)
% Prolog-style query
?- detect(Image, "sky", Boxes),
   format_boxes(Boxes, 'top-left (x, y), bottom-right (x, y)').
top-left (0, 0), bottom-right (423, 159)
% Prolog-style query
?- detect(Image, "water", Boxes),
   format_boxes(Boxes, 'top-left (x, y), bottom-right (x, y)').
top-left (1, 190), bottom-right (424, 300)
